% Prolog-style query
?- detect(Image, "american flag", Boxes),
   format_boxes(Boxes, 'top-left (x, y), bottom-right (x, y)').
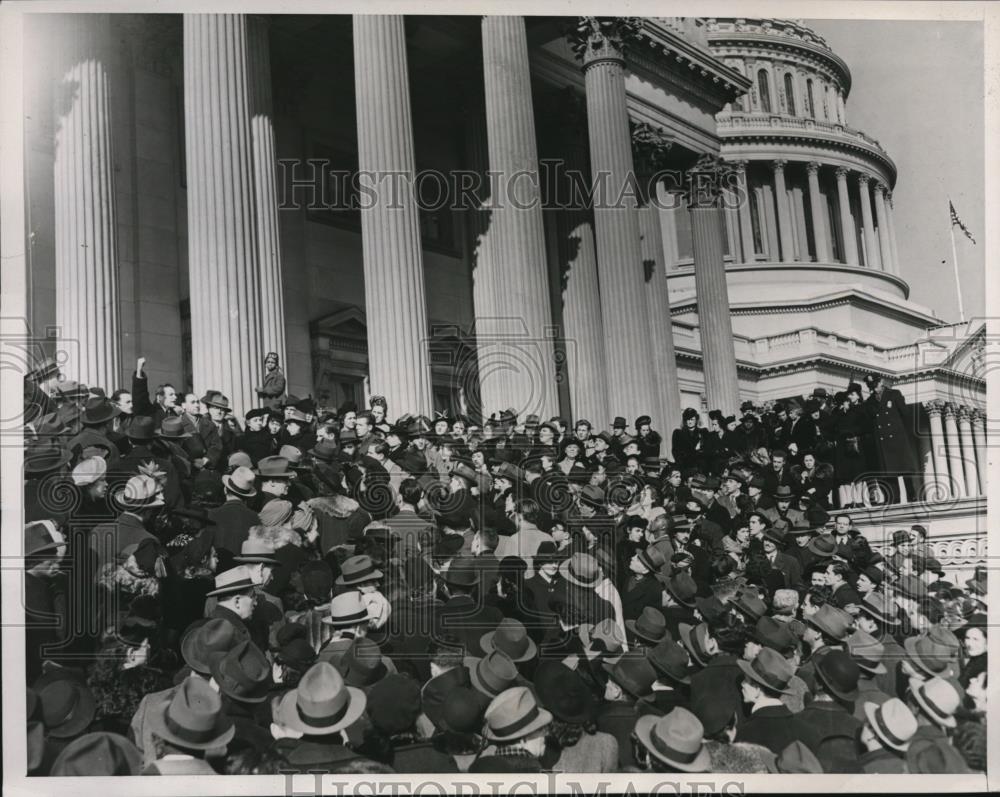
top-left (949, 200), bottom-right (976, 244)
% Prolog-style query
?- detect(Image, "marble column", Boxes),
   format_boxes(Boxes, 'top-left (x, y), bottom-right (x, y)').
top-left (481, 16), bottom-right (558, 420)
top-left (918, 423), bottom-right (936, 502)
top-left (873, 182), bottom-right (894, 274)
top-left (971, 409), bottom-right (986, 494)
top-left (733, 160), bottom-right (755, 263)
top-left (688, 159), bottom-right (741, 413)
top-left (53, 14), bottom-right (121, 391)
top-left (247, 16), bottom-right (286, 370)
top-left (771, 160), bottom-right (794, 263)
top-left (721, 186), bottom-right (741, 262)
top-left (550, 92), bottom-right (609, 426)
top-left (886, 190), bottom-right (901, 276)
top-left (857, 174), bottom-right (881, 270)
top-left (353, 15), bottom-right (434, 415)
top-left (942, 403), bottom-right (968, 498)
top-left (924, 401), bottom-right (950, 500)
top-left (957, 407), bottom-right (979, 495)
top-left (571, 19), bottom-right (658, 425)
top-left (835, 167), bottom-right (859, 265)
top-left (806, 162), bottom-right (830, 262)
top-left (184, 14), bottom-right (264, 418)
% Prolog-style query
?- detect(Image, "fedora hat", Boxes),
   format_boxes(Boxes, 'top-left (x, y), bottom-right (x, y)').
top-left (339, 428), bottom-right (359, 444)
top-left (578, 483), bottom-right (605, 509)
top-left (335, 554), bottom-right (383, 587)
top-left (233, 537), bottom-right (280, 566)
top-left (694, 595), bottom-right (728, 626)
top-left (772, 740), bottom-right (823, 773)
top-left (813, 649), bottom-right (860, 701)
top-left (256, 456), bottom-right (294, 479)
top-left (200, 390), bottom-right (231, 411)
top-left (633, 707), bottom-right (711, 773)
top-left (736, 647), bottom-right (795, 695)
top-left (754, 616), bottom-right (796, 654)
top-left (24, 443), bottom-right (73, 476)
top-left (806, 532), bottom-right (838, 558)
top-left (602, 650), bottom-right (657, 698)
top-left (24, 519), bottom-right (65, 558)
top-left (636, 544), bottom-right (667, 575)
top-left (480, 618), bottom-right (537, 663)
top-left (648, 640), bottom-right (691, 685)
top-left (807, 604), bottom-right (854, 642)
top-left (38, 675), bottom-right (96, 738)
top-left (275, 661), bottom-right (367, 735)
top-left (732, 591), bottom-right (768, 623)
top-left (763, 525), bottom-right (787, 547)
top-left (205, 564), bottom-right (256, 597)
top-left (895, 574), bottom-right (928, 602)
top-left (180, 618), bottom-right (250, 674)
top-left (467, 650), bottom-right (519, 698)
top-left (625, 606), bottom-right (670, 645)
top-left (221, 465), bottom-right (257, 498)
top-left (117, 474), bottom-right (164, 509)
top-left (532, 661), bottom-right (596, 725)
top-left (50, 732), bottom-right (142, 776)
top-left (80, 397), bottom-right (120, 426)
top-left (908, 676), bottom-right (960, 729)
top-left (156, 416), bottom-right (191, 439)
top-left (210, 640), bottom-right (272, 703)
top-left (858, 591), bottom-right (900, 627)
top-left (337, 638), bottom-right (388, 689)
top-left (578, 618), bottom-right (626, 656)
top-left (147, 677), bottom-right (235, 751)
top-left (772, 485), bottom-right (795, 501)
top-left (309, 440), bottom-right (339, 464)
top-left (864, 698), bottom-right (917, 752)
top-left (678, 622), bottom-right (712, 668)
top-left (847, 629), bottom-right (887, 675)
top-left (559, 552), bottom-right (602, 588)
top-left (440, 557), bottom-right (480, 589)
top-left (323, 591), bottom-right (370, 628)
top-left (483, 686), bottom-right (552, 742)
top-left (906, 736), bottom-right (970, 774)
top-left (665, 572), bottom-right (698, 608)
top-left (279, 445), bottom-right (305, 467)
top-left (903, 634), bottom-right (957, 680)
top-left (125, 416), bottom-right (156, 442)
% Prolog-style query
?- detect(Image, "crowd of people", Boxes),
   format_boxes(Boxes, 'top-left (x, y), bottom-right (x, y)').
top-left (20, 352), bottom-right (986, 776)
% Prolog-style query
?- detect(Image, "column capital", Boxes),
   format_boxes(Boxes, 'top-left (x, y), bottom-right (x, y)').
top-left (772, 158), bottom-right (788, 172)
top-left (730, 158), bottom-right (749, 173)
top-left (806, 161), bottom-right (821, 176)
top-left (857, 172), bottom-right (871, 186)
top-left (566, 17), bottom-right (644, 68)
top-left (970, 407), bottom-right (986, 426)
top-left (835, 166), bottom-right (850, 179)
top-left (942, 401), bottom-right (959, 419)
top-left (924, 399), bottom-right (945, 416)
top-left (685, 154), bottom-right (733, 209)
top-left (873, 180), bottom-right (888, 196)
top-left (630, 119), bottom-right (673, 183)
top-left (957, 405), bottom-right (973, 424)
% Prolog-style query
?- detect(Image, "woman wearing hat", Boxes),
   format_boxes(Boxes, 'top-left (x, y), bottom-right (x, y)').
top-left (671, 408), bottom-right (707, 474)
top-left (160, 517), bottom-right (220, 645)
top-left (830, 386), bottom-right (870, 509)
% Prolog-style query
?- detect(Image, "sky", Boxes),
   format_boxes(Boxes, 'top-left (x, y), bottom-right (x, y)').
top-left (807, 19), bottom-right (985, 323)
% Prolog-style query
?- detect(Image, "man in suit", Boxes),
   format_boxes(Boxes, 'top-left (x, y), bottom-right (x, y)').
top-left (198, 391), bottom-right (238, 471)
top-left (130, 356), bottom-right (178, 431)
top-left (762, 449), bottom-right (794, 496)
top-left (735, 648), bottom-right (819, 755)
top-left (208, 467), bottom-right (261, 561)
top-left (761, 524), bottom-right (803, 588)
top-left (863, 373), bottom-right (920, 504)
top-left (494, 498), bottom-right (554, 579)
top-left (90, 475), bottom-right (161, 572)
top-left (826, 561), bottom-right (862, 609)
top-left (436, 557), bottom-right (503, 659)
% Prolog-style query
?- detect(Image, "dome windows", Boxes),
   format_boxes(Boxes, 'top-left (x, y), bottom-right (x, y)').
top-left (757, 68), bottom-right (772, 112)
top-left (783, 72), bottom-right (796, 115)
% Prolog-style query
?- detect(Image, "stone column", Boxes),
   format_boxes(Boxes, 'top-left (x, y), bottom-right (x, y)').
top-left (885, 190), bottom-right (901, 276)
top-left (771, 159), bottom-right (795, 263)
top-left (353, 15), bottom-right (434, 415)
top-left (857, 174), bottom-right (881, 270)
top-left (184, 14), bottom-right (264, 418)
top-left (480, 16), bottom-right (559, 420)
top-left (549, 90), bottom-right (609, 426)
top-left (688, 158), bottom-right (741, 413)
top-left (971, 409), bottom-right (986, 494)
top-left (721, 186), bottom-right (741, 262)
top-left (570, 19), bottom-right (658, 425)
top-left (835, 167), bottom-right (859, 265)
top-left (806, 162), bottom-right (830, 262)
top-left (924, 401), bottom-right (950, 500)
top-left (942, 402), bottom-right (968, 498)
top-left (247, 16), bottom-right (286, 370)
top-left (957, 407), bottom-right (979, 495)
top-left (633, 122), bottom-right (681, 441)
top-left (873, 182), bottom-right (894, 274)
top-left (53, 14), bottom-right (121, 390)
top-left (733, 160), bottom-right (755, 263)
top-left (918, 423), bottom-right (936, 502)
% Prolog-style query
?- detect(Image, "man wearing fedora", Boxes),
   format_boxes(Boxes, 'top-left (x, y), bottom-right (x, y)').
top-left (144, 677), bottom-right (233, 774)
top-left (863, 373), bottom-right (919, 505)
top-left (632, 706), bottom-right (712, 773)
top-left (205, 565), bottom-right (259, 637)
top-left (796, 649), bottom-right (862, 772)
top-left (735, 648), bottom-right (819, 755)
top-left (471, 686), bottom-right (552, 772)
top-left (120, 415), bottom-right (182, 508)
top-left (859, 697), bottom-right (917, 773)
top-left (67, 396), bottom-right (123, 470)
top-left (436, 557), bottom-right (504, 659)
top-left (89, 475), bottom-right (162, 572)
top-left (208, 466), bottom-right (261, 561)
top-left (198, 391), bottom-right (238, 471)
top-left (24, 521), bottom-right (70, 682)
top-left (761, 523), bottom-right (802, 589)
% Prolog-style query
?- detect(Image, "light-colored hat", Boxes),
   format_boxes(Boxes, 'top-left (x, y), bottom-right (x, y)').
top-left (322, 591), bottom-right (370, 628)
top-left (117, 475), bottom-right (164, 508)
top-left (908, 677), bottom-right (960, 729)
top-left (633, 707), bottom-right (711, 772)
top-left (71, 456), bottom-right (107, 487)
top-left (221, 466), bottom-right (257, 498)
top-left (274, 661), bottom-right (366, 734)
top-left (864, 698), bottom-right (917, 752)
top-left (483, 686), bottom-right (552, 742)
top-left (205, 565), bottom-right (255, 597)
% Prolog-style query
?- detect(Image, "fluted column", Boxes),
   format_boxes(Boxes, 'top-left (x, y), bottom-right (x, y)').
top-left (957, 407), bottom-right (979, 496)
top-left (918, 422), bottom-right (937, 501)
top-left (857, 174), bottom-right (881, 269)
top-left (570, 19), bottom-right (658, 424)
top-left (971, 410), bottom-right (986, 494)
top-left (942, 403), bottom-right (968, 498)
top-left (53, 14), bottom-right (121, 390)
top-left (550, 91), bottom-right (609, 426)
top-left (688, 158), bottom-right (741, 413)
top-left (353, 15), bottom-right (433, 414)
top-left (924, 401), bottom-right (950, 499)
top-left (733, 160), bottom-right (755, 263)
top-left (806, 162), bottom-right (830, 262)
top-left (873, 182), bottom-right (893, 274)
top-left (771, 159), bottom-right (794, 263)
top-left (480, 16), bottom-right (558, 420)
top-left (885, 190), bottom-right (901, 276)
top-left (184, 14), bottom-right (264, 418)
top-left (247, 16), bottom-right (286, 371)
top-left (835, 167), bottom-right (859, 265)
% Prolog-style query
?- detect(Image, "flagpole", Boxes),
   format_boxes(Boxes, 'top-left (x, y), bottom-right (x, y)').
top-left (949, 218), bottom-right (966, 323)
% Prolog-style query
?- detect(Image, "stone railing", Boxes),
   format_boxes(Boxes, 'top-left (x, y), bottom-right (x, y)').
top-left (705, 17), bottom-right (832, 51)
top-left (717, 111), bottom-right (887, 154)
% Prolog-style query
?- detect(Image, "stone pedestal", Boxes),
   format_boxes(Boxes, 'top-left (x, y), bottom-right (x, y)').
top-left (353, 14), bottom-right (434, 415)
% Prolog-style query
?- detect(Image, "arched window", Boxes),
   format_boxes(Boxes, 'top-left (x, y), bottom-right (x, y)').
top-left (757, 69), bottom-right (772, 113)
top-left (806, 79), bottom-right (816, 118)
top-left (783, 73), bottom-right (796, 115)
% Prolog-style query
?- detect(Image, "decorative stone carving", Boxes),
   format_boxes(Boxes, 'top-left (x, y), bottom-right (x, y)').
top-left (566, 17), bottom-right (644, 65)
top-left (924, 399), bottom-right (945, 416)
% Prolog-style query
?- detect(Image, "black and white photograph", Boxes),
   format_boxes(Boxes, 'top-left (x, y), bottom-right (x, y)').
top-left (1, 1), bottom-right (995, 793)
